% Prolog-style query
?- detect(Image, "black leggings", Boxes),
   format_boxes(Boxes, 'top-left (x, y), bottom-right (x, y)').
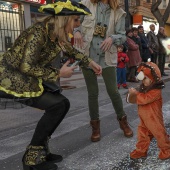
top-left (0, 90), bottom-right (70, 146)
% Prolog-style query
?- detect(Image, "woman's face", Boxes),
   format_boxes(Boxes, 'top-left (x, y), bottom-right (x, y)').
top-left (65, 15), bottom-right (81, 33)
top-left (73, 16), bottom-right (81, 28)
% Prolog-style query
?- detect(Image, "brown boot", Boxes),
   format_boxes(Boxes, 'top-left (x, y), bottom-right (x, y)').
top-left (118, 115), bottom-right (133, 137)
top-left (90, 120), bottom-right (100, 142)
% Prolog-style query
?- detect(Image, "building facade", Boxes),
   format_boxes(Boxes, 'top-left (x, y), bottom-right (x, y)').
top-left (0, 0), bottom-right (170, 53)
top-left (120, 0), bottom-right (170, 35)
top-left (0, 0), bottom-right (47, 53)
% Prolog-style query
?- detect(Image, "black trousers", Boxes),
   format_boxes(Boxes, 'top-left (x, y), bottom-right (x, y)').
top-left (158, 53), bottom-right (166, 75)
top-left (151, 52), bottom-right (158, 64)
top-left (0, 90), bottom-right (70, 146)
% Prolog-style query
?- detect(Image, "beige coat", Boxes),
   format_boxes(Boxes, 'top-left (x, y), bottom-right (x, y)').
top-left (81, 0), bottom-right (126, 66)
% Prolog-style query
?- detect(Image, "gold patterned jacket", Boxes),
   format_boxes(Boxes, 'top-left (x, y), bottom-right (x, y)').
top-left (0, 23), bottom-right (91, 98)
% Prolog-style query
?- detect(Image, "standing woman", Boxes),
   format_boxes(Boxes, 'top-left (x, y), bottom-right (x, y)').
top-left (126, 29), bottom-right (141, 82)
top-left (74, 0), bottom-right (133, 142)
top-left (0, 1), bottom-right (102, 170)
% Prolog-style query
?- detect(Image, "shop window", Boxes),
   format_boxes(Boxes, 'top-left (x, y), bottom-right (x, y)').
top-left (5, 36), bottom-right (12, 50)
top-left (0, 1), bottom-right (24, 52)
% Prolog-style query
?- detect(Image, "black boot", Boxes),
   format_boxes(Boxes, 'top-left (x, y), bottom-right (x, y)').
top-left (45, 137), bottom-right (63, 163)
top-left (22, 145), bottom-right (58, 170)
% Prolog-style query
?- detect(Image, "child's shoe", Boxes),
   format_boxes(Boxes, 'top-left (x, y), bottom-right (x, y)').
top-left (117, 84), bottom-right (121, 89)
top-left (122, 84), bottom-right (128, 89)
top-left (158, 150), bottom-right (170, 160)
top-left (130, 149), bottom-right (147, 159)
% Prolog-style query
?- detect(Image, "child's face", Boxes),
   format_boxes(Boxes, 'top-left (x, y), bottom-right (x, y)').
top-left (117, 47), bottom-right (123, 52)
top-left (133, 31), bottom-right (138, 37)
top-left (142, 77), bottom-right (152, 86)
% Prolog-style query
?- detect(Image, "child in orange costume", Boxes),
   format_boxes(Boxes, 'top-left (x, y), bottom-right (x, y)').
top-left (127, 62), bottom-right (170, 160)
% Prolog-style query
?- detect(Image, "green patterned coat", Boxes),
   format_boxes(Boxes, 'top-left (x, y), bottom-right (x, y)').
top-left (0, 22), bottom-right (91, 98)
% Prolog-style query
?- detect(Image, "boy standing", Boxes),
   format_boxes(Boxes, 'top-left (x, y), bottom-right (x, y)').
top-left (117, 45), bottom-right (129, 89)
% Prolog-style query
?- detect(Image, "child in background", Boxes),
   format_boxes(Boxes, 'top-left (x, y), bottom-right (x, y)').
top-left (127, 62), bottom-right (170, 160)
top-left (117, 45), bottom-right (129, 89)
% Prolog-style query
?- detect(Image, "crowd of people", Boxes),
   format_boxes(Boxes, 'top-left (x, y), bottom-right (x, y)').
top-left (0, 0), bottom-right (169, 169)
top-left (116, 24), bottom-right (169, 89)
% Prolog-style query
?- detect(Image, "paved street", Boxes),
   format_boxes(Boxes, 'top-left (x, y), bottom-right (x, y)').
top-left (0, 69), bottom-right (170, 170)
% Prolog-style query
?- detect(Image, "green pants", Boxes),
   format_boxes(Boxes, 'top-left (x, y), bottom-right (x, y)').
top-left (82, 67), bottom-right (125, 120)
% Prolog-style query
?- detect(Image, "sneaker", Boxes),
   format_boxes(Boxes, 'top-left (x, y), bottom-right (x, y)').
top-left (117, 84), bottom-right (121, 89)
top-left (122, 84), bottom-right (128, 89)
top-left (123, 85), bottom-right (128, 89)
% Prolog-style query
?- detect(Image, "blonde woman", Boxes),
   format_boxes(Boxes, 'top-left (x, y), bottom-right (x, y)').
top-left (0, 1), bottom-right (102, 170)
top-left (74, 0), bottom-right (133, 142)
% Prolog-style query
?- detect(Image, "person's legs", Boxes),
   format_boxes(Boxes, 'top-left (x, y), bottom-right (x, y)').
top-left (128, 66), bottom-right (138, 82)
top-left (121, 67), bottom-right (128, 88)
top-left (102, 67), bottom-right (133, 137)
top-left (158, 53), bottom-right (164, 75)
top-left (127, 66), bottom-right (132, 81)
top-left (151, 52), bottom-right (158, 64)
top-left (130, 119), bottom-right (153, 159)
top-left (82, 68), bottom-right (99, 120)
top-left (21, 91), bottom-right (69, 169)
top-left (24, 92), bottom-right (69, 145)
top-left (136, 107), bottom-right (170, 160)
top-left (0, 90), bottom-right (69, 170)
top-left (116, 67), bottom-right (121, 88)
top-left (82, 68), bottom-right (100, 142)
top-left (162, 54), bottom-right (168, 76)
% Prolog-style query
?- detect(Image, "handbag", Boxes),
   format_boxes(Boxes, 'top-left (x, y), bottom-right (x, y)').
top-left (42, 81), bottom-right (62, 93)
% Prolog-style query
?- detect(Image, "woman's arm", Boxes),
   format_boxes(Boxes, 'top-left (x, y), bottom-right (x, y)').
top-left (19, 26), bottom-right (60, 82)
top-left (63, 44), bottom-right (102, 75)
top-left (137, 90), bottom-right (161, 105)
top-left (110, 14), bottom-right (126, 46)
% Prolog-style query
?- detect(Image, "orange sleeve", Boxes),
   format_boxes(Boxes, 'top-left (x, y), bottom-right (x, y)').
top-left (136, 89), bottom-right (162, 105)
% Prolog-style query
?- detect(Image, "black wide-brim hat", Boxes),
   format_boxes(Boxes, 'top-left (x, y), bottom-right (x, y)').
top-left (38, 0), bottom-right (91, 16)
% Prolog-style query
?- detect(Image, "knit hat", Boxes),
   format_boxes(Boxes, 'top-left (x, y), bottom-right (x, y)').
top-left (38, 0), bottom-right (91, 16)
top-left (136, 62), bottom-right (161, 82)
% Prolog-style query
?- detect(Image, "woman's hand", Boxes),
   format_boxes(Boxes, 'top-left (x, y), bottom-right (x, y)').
top-left (59, 60), bottom-right (77, 78)
top-left (100, 37), bottom-right (113, 52)
top-left (74, 31), bottom-right (84, 48)
top-left (89, 61), bottom-right (102, 75)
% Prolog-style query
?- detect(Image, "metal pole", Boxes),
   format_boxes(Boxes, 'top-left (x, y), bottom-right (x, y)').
top-left (124, 0), bottom-right (130, 29)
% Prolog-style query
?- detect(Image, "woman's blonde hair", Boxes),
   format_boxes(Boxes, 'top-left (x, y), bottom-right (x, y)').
top-left (36, 15), bottom-right (74, 43)
top-left (90, 0), bottom-right (119, 10)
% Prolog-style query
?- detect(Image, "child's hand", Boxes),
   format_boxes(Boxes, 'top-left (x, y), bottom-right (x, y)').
top-left (120, 57), bottom-right (124, 61)
top-left (126, 88), bottom-right (137, 104)
top-left (128, 88), bottom-right (137, 95)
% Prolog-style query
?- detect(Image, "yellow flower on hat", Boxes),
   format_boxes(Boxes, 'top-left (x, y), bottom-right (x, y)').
top-left (38, 0), bottom-right (91, 16)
